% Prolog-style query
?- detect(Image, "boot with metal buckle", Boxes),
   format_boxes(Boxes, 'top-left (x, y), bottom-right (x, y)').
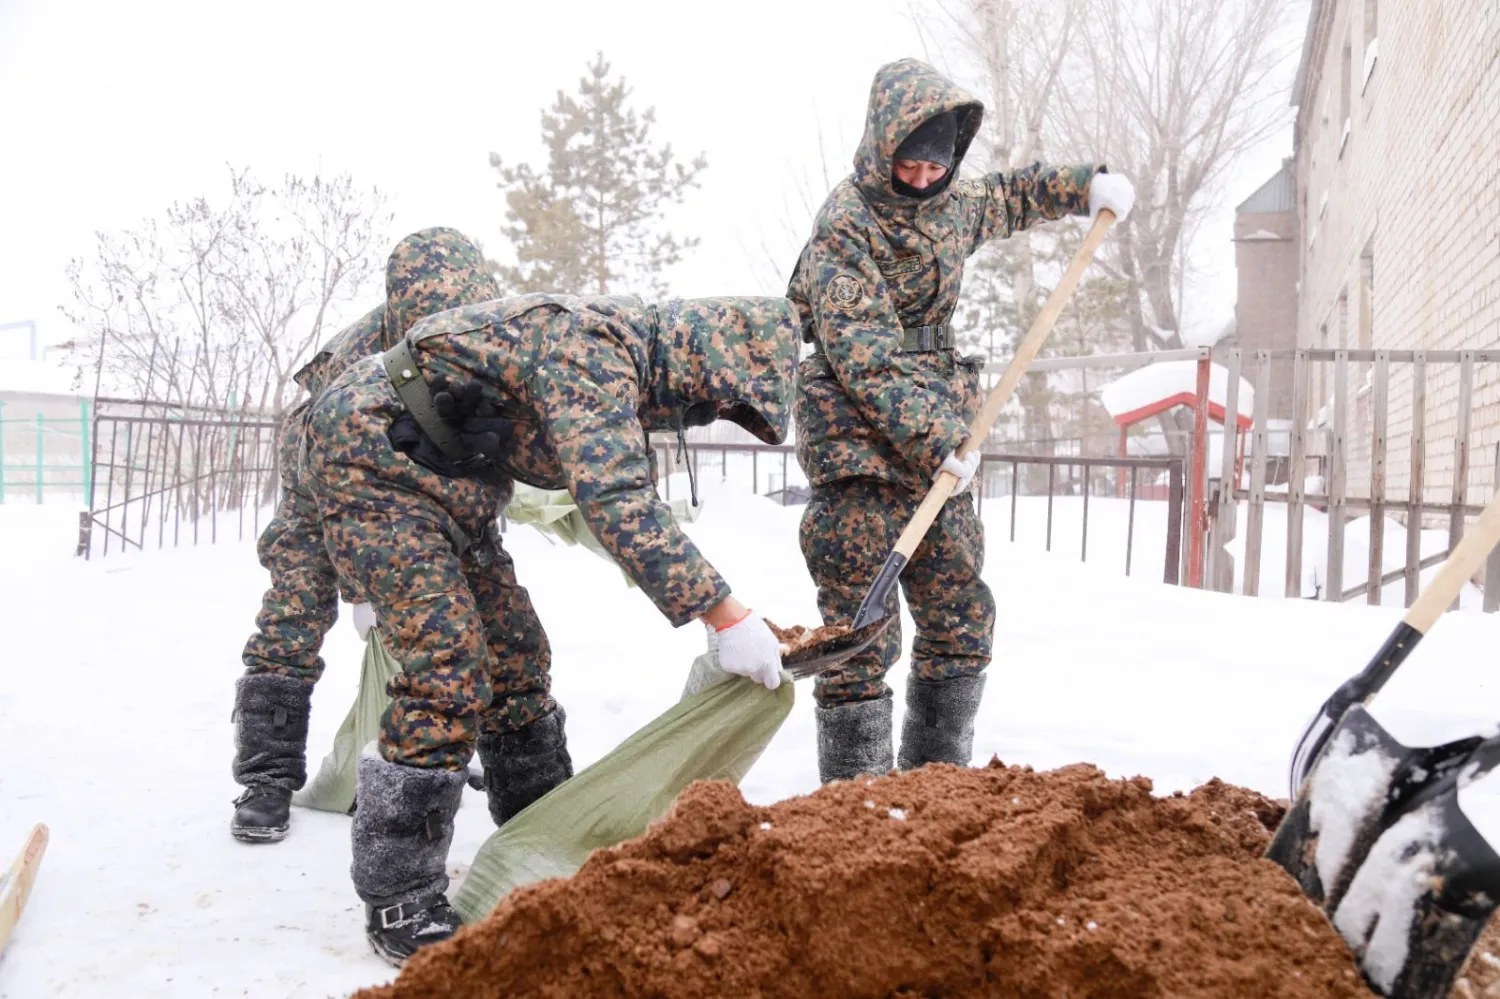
top-left (365, 894), bottom-right (461, 966)
top-left (350, 754), bottom-right (468, 967)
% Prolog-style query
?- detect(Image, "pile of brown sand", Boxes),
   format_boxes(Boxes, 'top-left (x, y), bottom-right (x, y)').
top-left (357, 761), bottom-right (1377, 999)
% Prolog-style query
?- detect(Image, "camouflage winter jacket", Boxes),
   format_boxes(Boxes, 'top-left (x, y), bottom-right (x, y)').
top-left (789, 58), bottom-right (1104, 491)
top-left (408, 294), bottom-right (798, 627)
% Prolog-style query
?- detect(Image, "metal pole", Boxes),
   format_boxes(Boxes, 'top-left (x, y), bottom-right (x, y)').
top-left (1009, 459), bottom-right (1019, 543)
top-left (1080, 464), bottom-right (1090, 562)
top-left (1045, 463), bottom-right (1055, 552)
top-left (1188, 357), bottom-right (1211, 587)
top-left (80, 399), bottom-right (91, 502)
top-left (35, 413), bottom-right (44, 504)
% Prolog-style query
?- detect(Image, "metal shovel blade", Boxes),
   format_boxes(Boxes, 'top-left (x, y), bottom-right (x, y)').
top-left (782, 616), bottom-right (892, 679)
top-left (781, 552), bottom-right (906, 679)
top-left (1268, 705), bottom-right (1483, 910)
top-left (1329, 733), bottom-right (1500, 999)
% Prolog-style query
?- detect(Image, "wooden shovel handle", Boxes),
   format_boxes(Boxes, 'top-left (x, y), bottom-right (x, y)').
top-left (1404, 488), bottom-right (1500, 632)
top-left (889, 209), bottom-right (1118, 560)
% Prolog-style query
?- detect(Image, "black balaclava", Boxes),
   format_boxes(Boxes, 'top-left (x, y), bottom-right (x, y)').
top-left (892, 111), bottom-right (958, 199)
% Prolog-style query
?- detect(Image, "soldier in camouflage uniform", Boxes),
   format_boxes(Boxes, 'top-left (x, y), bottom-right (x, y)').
top-left (301, 292), bottom-right (797, 964)
top-left (788, 58), bottom-right (1135, 783)
top-left (229, 228), bottom-right (500, 844)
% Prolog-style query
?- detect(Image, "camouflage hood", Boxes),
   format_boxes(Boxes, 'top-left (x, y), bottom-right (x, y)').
top-left (385, 227), bottom-right (498, 342)
top-left (852, 58), bottom-right (983, 210)
top-left (641, 297), bottom-right (799, 446)
top-left (291, 228), bottom-right (494, 398)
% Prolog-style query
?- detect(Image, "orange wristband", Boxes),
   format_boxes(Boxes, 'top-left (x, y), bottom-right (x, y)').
top-left (714, 608), bottom-right (753, 633)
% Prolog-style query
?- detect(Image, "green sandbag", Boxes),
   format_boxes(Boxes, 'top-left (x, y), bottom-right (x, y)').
top-left (503, 483), bottom-right (702, 588)
top-left (292, 631), bottom-right (402, 815)
top-left (452, 654), bottom-right (793, 922)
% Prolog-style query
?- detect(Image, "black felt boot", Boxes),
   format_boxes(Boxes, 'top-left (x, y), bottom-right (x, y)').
top-left (230, 672), bottom-right (313, 843)
top-left (476, 707), bottom-right (574, 827)
top-left (814, 694), bottom-right (894, 784)
top-left (350, 754), bottom-right (467, 967)
top-left (897, 674), bottom-right (987, 770)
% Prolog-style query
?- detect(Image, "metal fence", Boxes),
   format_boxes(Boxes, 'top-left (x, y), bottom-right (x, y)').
top-left (1210, 348), bottom-right (1500, 611)
top-left (0, 400), bottom-right (93, 503)
top-left (80, 399), bottom-right (280, 558)
top-left (652, 441), bottom-right (1186, 585)
top-left (76, 405), bottom-right (1187, 587)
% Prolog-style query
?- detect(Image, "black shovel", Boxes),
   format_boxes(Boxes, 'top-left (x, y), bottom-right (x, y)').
top-left (783, 209), bottom-right (1118, 679)
top-left (1264, 489), bottom-right (1500, 995)
top-left (1326, 727), bottom-right (1500, 998)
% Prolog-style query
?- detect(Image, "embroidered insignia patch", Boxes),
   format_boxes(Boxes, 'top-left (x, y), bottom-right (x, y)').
top-left (826, 274), bottom-right (863, 311)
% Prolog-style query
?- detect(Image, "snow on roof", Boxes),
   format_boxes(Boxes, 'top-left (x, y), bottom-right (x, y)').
top-left (0, 360), bottom-right (83, 398)
top-left (1098, 361), bottom-right (1255, 428)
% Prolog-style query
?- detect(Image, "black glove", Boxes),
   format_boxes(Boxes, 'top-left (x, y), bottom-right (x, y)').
top-left (431, 376), bottom-right (515, 469)
top-left (388, 412), bottom-right (470, 479)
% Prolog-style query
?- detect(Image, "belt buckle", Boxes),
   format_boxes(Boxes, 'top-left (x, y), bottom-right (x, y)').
top-left (375, 901), bottom-right (408, 930)
top-left (919, 326), bottom-right (933, 352)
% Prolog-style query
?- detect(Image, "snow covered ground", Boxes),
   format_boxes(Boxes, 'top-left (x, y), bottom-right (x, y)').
top-left (5, 477), bottom-right (1500, 998)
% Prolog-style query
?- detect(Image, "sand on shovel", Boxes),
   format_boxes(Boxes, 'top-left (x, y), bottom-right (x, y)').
top-left (356, 760), bottom-right (1377, 999)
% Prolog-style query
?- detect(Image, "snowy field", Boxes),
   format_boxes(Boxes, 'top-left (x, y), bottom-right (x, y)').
top-left (5, 476), bottom-right (1500, 997)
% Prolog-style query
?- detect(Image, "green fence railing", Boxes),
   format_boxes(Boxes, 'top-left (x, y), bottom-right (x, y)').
top-left (0, 398), bottom-right (93, 503)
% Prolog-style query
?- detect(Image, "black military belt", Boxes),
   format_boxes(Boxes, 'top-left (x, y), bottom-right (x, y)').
top-left (381, 339), bottom-right (470, 461)
top-left (811, 323), bottom-right (956, 355)
top-left (899, 324), bottom-right (955, 352)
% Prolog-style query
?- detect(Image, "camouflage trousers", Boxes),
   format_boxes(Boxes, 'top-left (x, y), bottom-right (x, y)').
top-left (303, 357), bottom-right (555, 771)
top-left (240, 404), bottom-right (342, 683)
top-left (798, 477), bottom-right (994, 707)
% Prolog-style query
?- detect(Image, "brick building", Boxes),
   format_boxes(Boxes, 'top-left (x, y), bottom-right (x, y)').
top-left (1291, 0), bottom-right (1500, 508)
top-left (1228, 158), bottom-right (1299, 421)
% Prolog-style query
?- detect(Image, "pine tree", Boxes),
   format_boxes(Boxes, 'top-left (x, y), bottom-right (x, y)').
top-left (488, 53), bottom-right (707, 298)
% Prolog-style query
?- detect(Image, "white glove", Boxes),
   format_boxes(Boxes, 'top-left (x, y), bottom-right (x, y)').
top-left (710, 612), bottom-right (783, 691)
top-left (1088, 172), bottom-right (1135, 222)
top-left (936, 450), bottom-right (982, 496)
top-left (351, 602), bottom-right (377, 642)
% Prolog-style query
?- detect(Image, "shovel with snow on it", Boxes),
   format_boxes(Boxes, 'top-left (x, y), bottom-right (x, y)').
top-left (783, 209), bottom-right (1118, 679)
top-left (1264, 487), bottom-right (1500, 997)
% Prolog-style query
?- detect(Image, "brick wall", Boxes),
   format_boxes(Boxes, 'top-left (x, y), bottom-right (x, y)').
top-left (1234, 208), bottom-right (1299, 418)
top-left (1296, 0), bottom-right (1500, 514)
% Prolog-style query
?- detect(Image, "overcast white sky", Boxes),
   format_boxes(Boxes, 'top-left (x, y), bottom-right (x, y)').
top-left (0, 0), bottom-right (1306, 362)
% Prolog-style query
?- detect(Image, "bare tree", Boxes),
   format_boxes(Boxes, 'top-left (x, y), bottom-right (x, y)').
top-left (215, 170), bottom-right (388, 414)
top-left (915, 0), bottom-right (1292, 465)
top-left (61, 165), bottom-right (391, 416)
top-left (1048, 0), bottom-right (1294, 352)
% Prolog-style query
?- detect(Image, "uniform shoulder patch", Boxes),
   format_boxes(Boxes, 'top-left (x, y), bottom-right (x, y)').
top-left (825, 274), bottom-right (864, 312)
top-left (954, 178), bottom-right (987, 199)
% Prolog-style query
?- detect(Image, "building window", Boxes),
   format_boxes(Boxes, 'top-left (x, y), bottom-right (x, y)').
top-left (1366, 0), bottom-right (1378, 42)
top-left (1340, 40), bottom-right (1353, 153)
top-left (1363, 0), bottom-right (1379, 94)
